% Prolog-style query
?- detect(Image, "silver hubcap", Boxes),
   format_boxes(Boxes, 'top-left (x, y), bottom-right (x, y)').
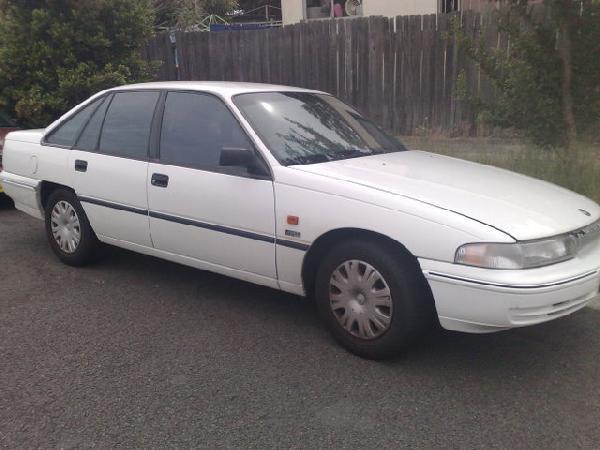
top-left (329, 260), bottom-right (393, 340)
top-left (50, 201), bottom-right (81, 254)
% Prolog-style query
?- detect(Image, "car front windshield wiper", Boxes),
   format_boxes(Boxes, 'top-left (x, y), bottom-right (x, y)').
top-left (285, 148), bottom-right (385, 166)
top-left (328, 148), bottom-right (384, 161)
top-left (285, 153), bottom-right (331, 165)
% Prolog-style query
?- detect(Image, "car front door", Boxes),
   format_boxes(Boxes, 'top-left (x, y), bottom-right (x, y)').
top-left (147, 91), bottom-right (277, 281)
top-left (68, 90), bottom-right (160, 247)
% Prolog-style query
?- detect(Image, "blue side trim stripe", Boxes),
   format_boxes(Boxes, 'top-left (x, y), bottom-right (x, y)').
top-left (78, 196), bottom-right (148, 216)
top-left (78, 196), bottom-right (310, 251)
top-left (148, 211), bottom-right (276, 245)
top-left (276, 239), bottom-right (310, 252)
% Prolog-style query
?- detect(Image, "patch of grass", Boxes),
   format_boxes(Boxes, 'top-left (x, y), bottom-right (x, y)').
top-left (400, 136), bottom-right (600, 204)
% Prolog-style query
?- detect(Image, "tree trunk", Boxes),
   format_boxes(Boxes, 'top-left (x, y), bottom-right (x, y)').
top-left (557, 16), bottom-right (577, 152)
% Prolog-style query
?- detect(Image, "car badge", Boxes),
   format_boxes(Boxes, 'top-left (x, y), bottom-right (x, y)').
top-left (285, 229), bottom-right (301, 238)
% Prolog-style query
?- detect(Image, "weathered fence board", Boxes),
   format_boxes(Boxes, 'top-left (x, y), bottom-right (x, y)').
top-left (143, 13), bottom-right (501, 135)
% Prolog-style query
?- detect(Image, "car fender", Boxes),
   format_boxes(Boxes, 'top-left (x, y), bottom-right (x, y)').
top-left (272, 166), bottom-right (514, 293)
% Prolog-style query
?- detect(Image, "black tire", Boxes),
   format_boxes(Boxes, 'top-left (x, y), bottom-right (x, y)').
top-left (44, 189), bottom-right (100, 266)
top-left (315, 239), bottom-right (435, 360)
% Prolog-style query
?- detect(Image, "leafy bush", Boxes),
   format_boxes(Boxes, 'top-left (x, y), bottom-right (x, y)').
top-left (153, 0), bottom-right (239, 29)
top-left (454, 0), bottom-right (600, 150)
top-left (0, 0), bottom-right (156, 127)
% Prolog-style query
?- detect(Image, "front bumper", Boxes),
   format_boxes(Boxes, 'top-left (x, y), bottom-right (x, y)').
top-left (419, 240), bottom-right (600, 333)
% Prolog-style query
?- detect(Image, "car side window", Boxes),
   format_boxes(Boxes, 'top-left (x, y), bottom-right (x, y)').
top-left (45, 98), bottom-right (102, 147)
top-left (159, 91), bottom-right (254, 172)
top-left (98, 91), bottom-right (160, 159)
top-left (74, 96), bottom-right (111, 151)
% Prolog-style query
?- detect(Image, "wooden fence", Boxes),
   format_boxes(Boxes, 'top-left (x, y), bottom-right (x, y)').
top-left (142, 11), bottom-right (503, 136)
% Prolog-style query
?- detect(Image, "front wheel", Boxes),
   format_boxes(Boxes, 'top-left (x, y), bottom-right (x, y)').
top-left (315, 239), bottom-right (435, 359)
top-left (44, 189), bottom-right (100, 266)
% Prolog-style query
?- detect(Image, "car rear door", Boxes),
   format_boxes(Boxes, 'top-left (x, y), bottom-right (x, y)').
top-left (147, 91), bottom-right (277, 280)
top-left (67, 90), bottom-right (160, 247)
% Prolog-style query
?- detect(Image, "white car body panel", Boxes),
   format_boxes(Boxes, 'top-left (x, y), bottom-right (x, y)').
top-left (147, 162), bottom-right (277, 279)
top-left (71, 150), bottom-right (152, 247)
top-left (0, 171), bottom-right (43, 219)
top-left (420, 234), bottom-right (600, 332)
top-left (99, 235), bottom-right (280, 291)
top-left (292, 151), bottom-right (600, 240)
top-left (271, 166), bottom-right (512, 290)
top-left (1, 81), bottom-right (599, 335)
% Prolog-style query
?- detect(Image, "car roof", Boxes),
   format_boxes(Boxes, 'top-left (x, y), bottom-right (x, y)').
top-left (110, 81), bottom-right (323, 97)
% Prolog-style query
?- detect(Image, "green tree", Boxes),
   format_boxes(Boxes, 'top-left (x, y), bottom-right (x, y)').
top-left (0, 0), bottom-right (156, 127)
top-left (202, 0), bottom-right (238, 15)
top-left (237, 0), bottom-right (280, 13)
top-left (154, 0), bottom-right (180, 28)
top-left (152, 0), bottom-right (239, 29)
top-left (455, 0), bottom-right (600, 151)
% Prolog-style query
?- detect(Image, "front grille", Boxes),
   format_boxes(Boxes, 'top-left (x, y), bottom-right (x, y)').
top-left (572, 219), bottom-right (600, 252)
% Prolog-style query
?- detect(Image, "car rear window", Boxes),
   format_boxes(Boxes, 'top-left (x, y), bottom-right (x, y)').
top-left (75, 96), bottom-right (110, 151)
top-left (98, 91), bottom-right (160, 159)
top-left (45, 99), bottom-right (102, 147)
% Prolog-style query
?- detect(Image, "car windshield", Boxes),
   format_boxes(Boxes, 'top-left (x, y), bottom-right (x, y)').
top-left (233, 92), bottom-right (406, 166)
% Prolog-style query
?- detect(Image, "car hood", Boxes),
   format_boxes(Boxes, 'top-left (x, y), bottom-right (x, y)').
top-left (291, 150), bottom-right (600, 240)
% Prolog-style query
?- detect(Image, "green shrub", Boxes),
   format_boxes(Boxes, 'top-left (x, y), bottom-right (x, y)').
top-left (454, 0), bottom-right (600, 150)
top-left (0, 0), bottom-right (156, 128)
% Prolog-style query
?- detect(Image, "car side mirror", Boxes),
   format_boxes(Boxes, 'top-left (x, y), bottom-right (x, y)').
top-left (220, 147), bottom-right (253, 167)
top-left (220, 147), bottom-right (270, 178)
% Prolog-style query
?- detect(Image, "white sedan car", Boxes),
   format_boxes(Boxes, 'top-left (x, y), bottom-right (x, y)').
top-left (1, 82), bottom-right (599, 359)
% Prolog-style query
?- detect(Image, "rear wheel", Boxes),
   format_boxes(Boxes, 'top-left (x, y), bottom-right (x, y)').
top-left (44, 189), bottom-right (99, 266)
top-left (315, 239), bottom-right (435, 359)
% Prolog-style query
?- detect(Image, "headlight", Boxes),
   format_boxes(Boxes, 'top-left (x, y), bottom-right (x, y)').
top-left (455, 235), bottom-right (578, 269)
